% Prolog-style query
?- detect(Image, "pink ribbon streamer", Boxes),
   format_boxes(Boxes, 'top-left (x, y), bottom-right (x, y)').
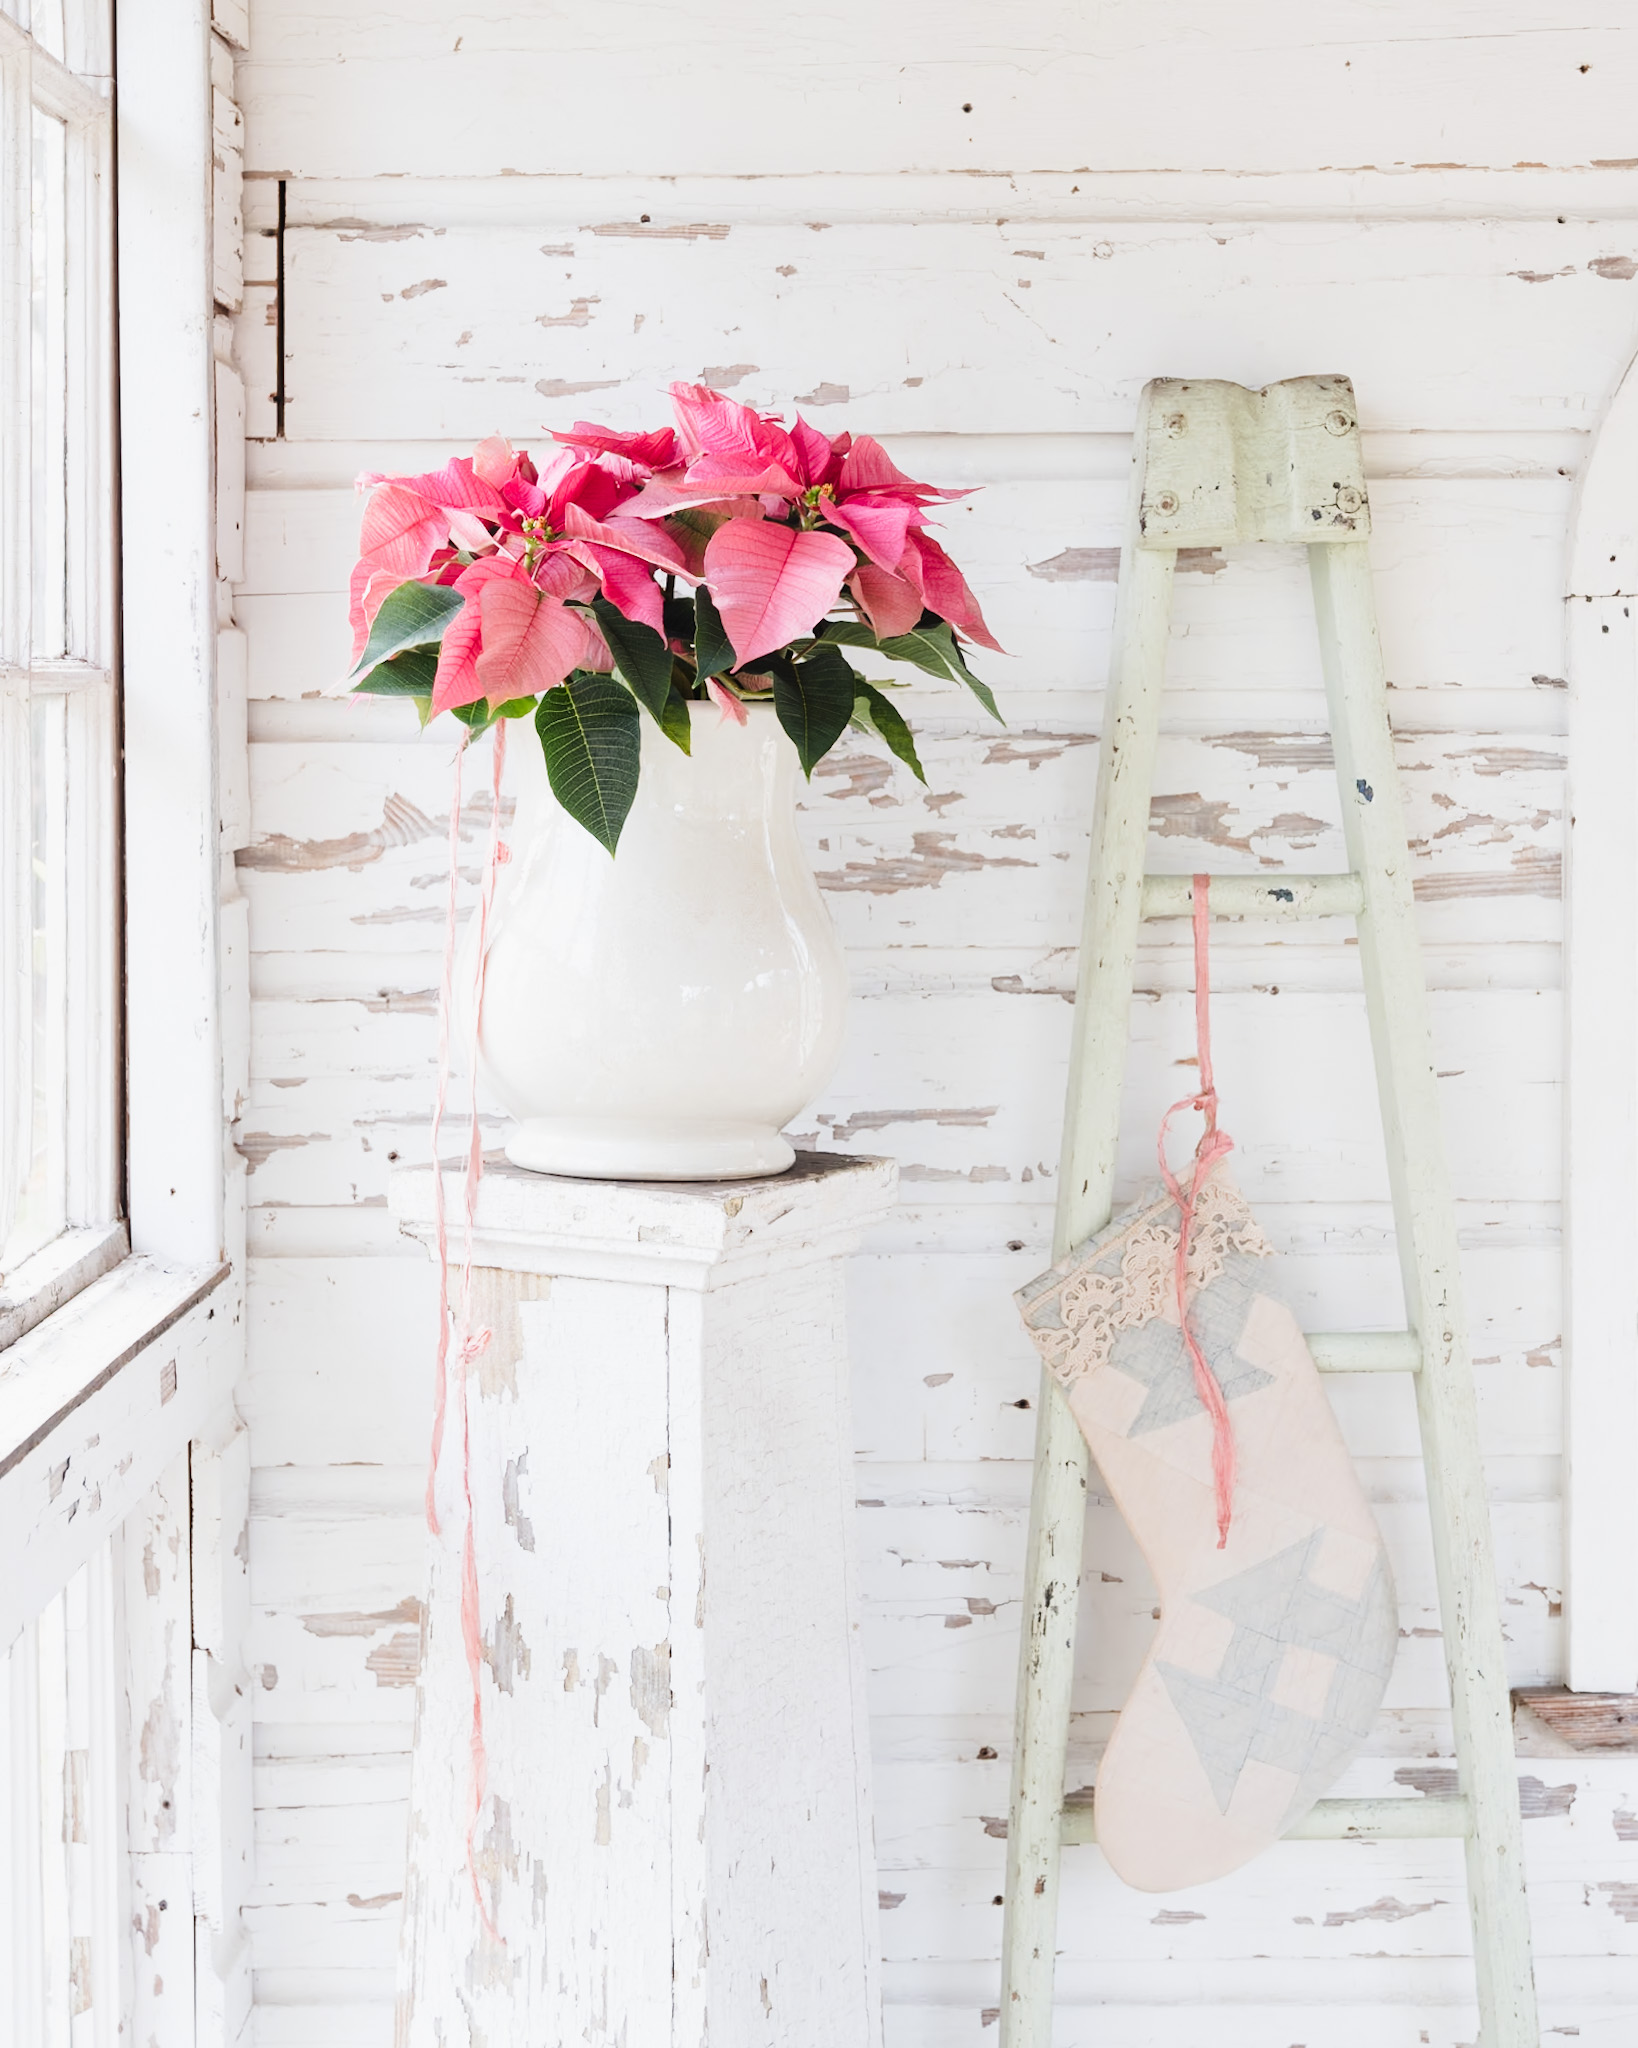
top-left (1156, 874), bottom-right (1238, 1549)
top-left (425, 721), bottom-right (509, 1942)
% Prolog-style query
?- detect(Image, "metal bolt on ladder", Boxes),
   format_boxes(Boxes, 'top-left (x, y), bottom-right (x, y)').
top-left (1000, 376), bottom-right (1540, 2046)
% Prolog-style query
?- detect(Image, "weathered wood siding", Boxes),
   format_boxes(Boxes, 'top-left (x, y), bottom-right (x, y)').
top-left (230, 5), bottom-right (1638, 2040)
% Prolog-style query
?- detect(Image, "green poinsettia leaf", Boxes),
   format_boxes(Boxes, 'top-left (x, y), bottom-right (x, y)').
top-left (810, 619), bottom-right (880, 649)
top-left (535, 674), bottom-right (642, 854)
top-left (877, 615), bottom-right (1003, 723)
top-left (590, 595), bottom-right (675, 726)
top-left (659, 683), bottom-right (693, 754)
top-left (351, 580), bottom-right (465, 683)
top-left (668, 504), bottom-right (740, 561)
top-left (352, 645), bottom-right (438, 698)
top-left (852, 680), bottom-right (927, 785)
top-left (692, 584), bottom-right (737, 679)
top-left (773, 643), bottom-right (858, 777)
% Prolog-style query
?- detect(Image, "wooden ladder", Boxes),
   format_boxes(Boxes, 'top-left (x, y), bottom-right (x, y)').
top-left (1000, 375), bottom-right (1540, 2045)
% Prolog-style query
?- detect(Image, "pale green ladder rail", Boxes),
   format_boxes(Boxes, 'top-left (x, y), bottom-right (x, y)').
top-left (1000, 377), bottom-right (1540, 2046)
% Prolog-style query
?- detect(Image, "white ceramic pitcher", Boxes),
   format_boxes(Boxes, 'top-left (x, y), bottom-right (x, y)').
top-left (471, 700), bottom-right (849, 1181)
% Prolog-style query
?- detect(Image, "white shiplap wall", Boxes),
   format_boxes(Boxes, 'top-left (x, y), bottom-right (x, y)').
top-left (230, 7), bottom-right (1638, 2041)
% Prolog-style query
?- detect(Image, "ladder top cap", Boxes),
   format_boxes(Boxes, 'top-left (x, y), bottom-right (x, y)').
top-left (1135, 374), bottom-right (1369, 552)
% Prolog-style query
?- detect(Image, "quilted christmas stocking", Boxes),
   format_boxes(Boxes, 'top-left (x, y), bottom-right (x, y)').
top-left (1015, 882), bottom-right (1396, 1893)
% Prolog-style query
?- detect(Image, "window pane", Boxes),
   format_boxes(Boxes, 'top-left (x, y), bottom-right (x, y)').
top-left (31, 108), bottom-right (68, 662)
top-left (1, 695), bottom-right (68, 1276)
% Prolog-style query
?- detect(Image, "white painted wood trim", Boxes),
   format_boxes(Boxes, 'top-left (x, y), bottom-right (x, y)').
top-left (391, 1152), bottom-right (901, 1290)
top-left (0, 1221), bottom-right (129, 1350)
top-left (117, 0), bottom-right (225, 1268)
top-left (0, 1258), bottom-right (234, 1650)
top-left (1564, 346), bottom-right (1638, 1695)
top-left (270, 165), bottom-right (1638, 229)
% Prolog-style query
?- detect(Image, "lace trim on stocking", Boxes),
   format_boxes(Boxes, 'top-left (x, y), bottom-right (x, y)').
top-left (1025, 1174), bottom-right (1273, 1392)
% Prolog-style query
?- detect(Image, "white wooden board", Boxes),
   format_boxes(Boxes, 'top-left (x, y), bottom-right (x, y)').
top-left (235, 3), bottom-right (1638, 179)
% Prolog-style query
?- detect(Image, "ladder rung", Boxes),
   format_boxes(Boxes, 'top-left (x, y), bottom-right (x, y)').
top-left (1060, 1793), bottom-right (1471, 1847)
top-left (1306, 1330), bottom-right (1423, 1374)
top-left (1141, 873), bottom-right (1364, 921)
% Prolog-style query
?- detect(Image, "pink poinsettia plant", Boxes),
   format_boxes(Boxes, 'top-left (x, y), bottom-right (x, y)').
top-left (344, 382), bottom-right (1004, 850)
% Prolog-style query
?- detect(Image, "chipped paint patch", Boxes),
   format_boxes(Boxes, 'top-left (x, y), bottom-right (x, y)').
top-left (982, 730), bottom-right (1096, 770)
top-left (537, 296), bottom-right (598, 327)
top-left (583, 220), bottom-right (730, 240)
top-left (236, 1131), bottom-right (324, 1172)
top-left (822, 1104), bottom-right (997, 1141)
top-left (1152, 1908), bottom-right (1205, 1925)
top-left (1324, 1896), bottom-right (1441, 1926)
top-left (237, 792), bottom-right (452, 873)
top-left (1150, 792), bottom-right (1254, 856)
top-left (815, 831), bottom-right (1033, 893)
top-left (811, 750), bottom-right (897, 803)
top-left (536, 377), bottom-right (620, 399)
top-left (1598, 1882), bottom-right (1638, 1922)
top-left (136, 1901), bottom-right (161, 1955)
top-left (1412, 851), bottom-right (1561, 902)
top-left (700, 362), bottom-right (758, 388)
top-left (365, 1630), bottom-right (421, 1687)
top-left (795, 381), bottom-right (849, 406)
top-left (1395, 1765), bottom-right (1459, 1797)
top-left (326, 218), bottom-right (430, 243)
top-left (1027, 545), bottom-right (1225, 582)
top-left (398, 277), bottom-right (447, 299)
top-left (1450, 745), bottom-right (1564, 776)
top-left (1517, 1775), bottom-right (1576, 1818)
top-left (484, 1594), bottom-right (532, 1695)
top-left (1205, 731), bottom-right (1335, 771)
top-left (138, 1653), bottom-right (181, 1846)
top-left (503, 1452), bottom-right (536, 1551)
top-left (1266, 811), bottom-right (1328, 846)
top-left (300, 1596), bottom-right (423, 1638)
top-left (630, 1642), bottom-right (672, 1737)
top-left (899, 1163), bottom-right (1010, 1183)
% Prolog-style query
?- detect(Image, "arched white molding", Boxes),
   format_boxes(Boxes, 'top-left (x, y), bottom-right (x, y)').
top-left (1565, 346), bottom-right (1638, 1692)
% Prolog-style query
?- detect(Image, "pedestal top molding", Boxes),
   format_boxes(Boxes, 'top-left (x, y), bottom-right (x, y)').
top-left (391, 1150), bottom-right (899, 1289)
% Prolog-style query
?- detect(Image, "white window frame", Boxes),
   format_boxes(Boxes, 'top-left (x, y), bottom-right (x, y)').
top-left (2, 0), bottom-right (248, 2037)
top-left (0, 3), bottom-right (124, 1345)
top-left (0, 0), bottom-right (240, 1576)
top-left (1564, 344), bottom-right (1638, 1693)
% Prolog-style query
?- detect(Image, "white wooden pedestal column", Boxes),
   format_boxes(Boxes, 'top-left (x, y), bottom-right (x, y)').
top-left (388, 1152), bottom-right (896, 2048)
